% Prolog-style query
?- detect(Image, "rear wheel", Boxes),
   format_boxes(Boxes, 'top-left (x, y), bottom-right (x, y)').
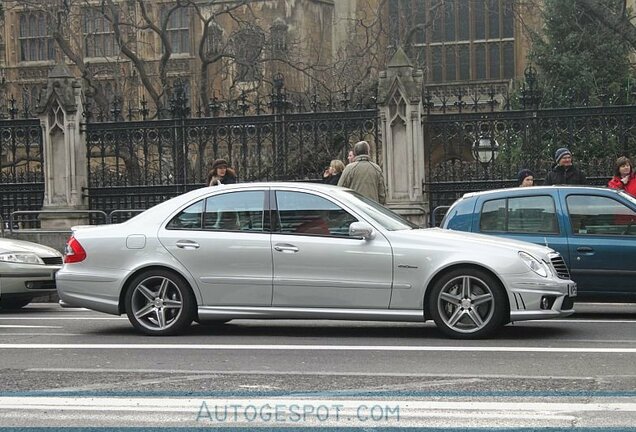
top-left (124, 269), bottom-right (195, 336)
top-left (429, 268), bottom-right (507, 339)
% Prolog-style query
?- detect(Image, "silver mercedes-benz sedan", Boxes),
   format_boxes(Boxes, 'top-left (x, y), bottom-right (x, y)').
top-left (56, 182), bottom-right (576, 338)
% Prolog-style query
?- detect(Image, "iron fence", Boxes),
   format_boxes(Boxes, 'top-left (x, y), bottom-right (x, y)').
top-left (0, 117), bottom-right (44, 227)
top-left (84, 78), bottom-right (380, 216)
top-left (423, 69), bottom-right (636, 211)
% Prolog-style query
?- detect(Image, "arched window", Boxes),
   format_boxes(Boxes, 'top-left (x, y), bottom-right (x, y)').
top-left (270, 18), bottom-right (288, 58)
top-left (18, 12), bottom-right (55, 62)
top-left (232, 27), bottom-right (264, 83)
top-left (205, 21), bottom-right (223, 58)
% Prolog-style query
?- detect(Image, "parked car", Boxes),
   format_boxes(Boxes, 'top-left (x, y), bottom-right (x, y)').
top-left (0, 238), bottom-right (63, 309)
top-left (441, 186), bottom-right (636, 301)
top-left (57, 182), bottom-right (576, 339)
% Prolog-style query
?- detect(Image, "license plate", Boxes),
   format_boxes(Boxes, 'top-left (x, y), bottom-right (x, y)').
top-left (568, 283), bottom-right (577, 297)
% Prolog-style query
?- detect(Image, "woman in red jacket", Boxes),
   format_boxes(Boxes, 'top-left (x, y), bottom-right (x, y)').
top-left (608, 156), bottom-right (636, 197)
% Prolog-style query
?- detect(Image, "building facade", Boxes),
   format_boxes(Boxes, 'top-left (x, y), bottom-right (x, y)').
top-left (0, 0), bottom-right (338, 117)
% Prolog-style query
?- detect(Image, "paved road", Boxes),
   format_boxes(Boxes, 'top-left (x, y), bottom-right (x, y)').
top-left (0, 302), bottom-right (635, 429)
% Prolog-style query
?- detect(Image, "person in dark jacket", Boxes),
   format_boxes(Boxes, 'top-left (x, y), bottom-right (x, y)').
top-left (608, 156), bottom-right (636, 197)
top-left (322, 159), bottom-right (345, 185)
top-left (207, 158), bottom-right (237, 186)
top-left (545, 147), bottom-right (586, 185)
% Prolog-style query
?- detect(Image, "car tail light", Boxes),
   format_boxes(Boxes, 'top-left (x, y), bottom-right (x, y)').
top-left (64, 236), bottom-right (87, 264)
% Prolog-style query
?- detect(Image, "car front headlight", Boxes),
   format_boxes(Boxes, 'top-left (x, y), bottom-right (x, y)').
top-left (518, 251), bottom-right (549, 278)
top-left (0, 252), bottom-right (45, 265)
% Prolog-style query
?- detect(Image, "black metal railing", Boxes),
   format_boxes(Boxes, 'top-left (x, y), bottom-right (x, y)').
top-left (0, 116), bottom-right (44, 225)
top-left (84, 77), bottom-right (380, 217)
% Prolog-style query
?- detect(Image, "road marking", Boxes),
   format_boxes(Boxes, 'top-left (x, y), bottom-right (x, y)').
top-left (23, 368), bottom-right (605, 380)
top-left (0, 325), bottom-right (62, 329)
top-left (1, 343), bottom-right (636, 353)
top-left (0, 333), bottom-right (83, 336)
top-left (0, 317), bottom-right (127, 320)
top-left (1, 396), bottom-right (635, 416)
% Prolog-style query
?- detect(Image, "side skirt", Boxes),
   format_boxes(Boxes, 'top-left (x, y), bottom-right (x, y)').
top-left (198, 306), bottom-right (426, 322)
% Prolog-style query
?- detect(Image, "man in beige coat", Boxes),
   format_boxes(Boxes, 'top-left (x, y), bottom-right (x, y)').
top-left (337, 141), bottom-right (386, 204)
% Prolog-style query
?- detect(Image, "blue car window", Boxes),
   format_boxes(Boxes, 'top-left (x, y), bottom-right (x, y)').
top-left (480, 195), bottom-right (558, 234)
top-left (480, 199), bottom-right (506, 232)
top-left (508, 196), bottom-right (558, 234)
top-left (567, 195), bottom-right (636, 236)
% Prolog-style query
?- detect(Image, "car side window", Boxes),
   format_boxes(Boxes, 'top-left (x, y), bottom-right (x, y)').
top-left (276, 191), bottom-right (358, 237)
top-left (203, 191), bottom-right (265, 232)
top-left (166, 200), bottom-right (204, 230)
top-left (508, 196), bottom-right (558, 234)
top-left (480, 196), bottom-right (558, 234)
top-left (567, 195), bottom-right (636, 236)
top-left (480, 199), bottom-right (506, 232)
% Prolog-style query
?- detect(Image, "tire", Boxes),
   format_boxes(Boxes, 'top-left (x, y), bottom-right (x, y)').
top-left (0, 297), bottom-right (32, 310)
top-left (429, 268), bottom-right (507, 339)
top-left (124, 269), bottom-right (195, 336)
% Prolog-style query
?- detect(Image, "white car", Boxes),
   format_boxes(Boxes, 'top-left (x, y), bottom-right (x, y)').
top-left (0, 238), bottom-right (63, 309)
top-left (56, 182), bottom-right (576, 338)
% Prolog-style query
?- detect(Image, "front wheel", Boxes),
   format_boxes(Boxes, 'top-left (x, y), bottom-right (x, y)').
top-left (124, 269), bottom-right (195, 336)
top-left (429, 268), bottom-right (507, 339)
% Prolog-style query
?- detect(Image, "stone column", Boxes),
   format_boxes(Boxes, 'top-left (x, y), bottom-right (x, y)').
top-left (378, 48), bottom-right (427, 225)
top-left (36, 64), bottom-right (88, 229)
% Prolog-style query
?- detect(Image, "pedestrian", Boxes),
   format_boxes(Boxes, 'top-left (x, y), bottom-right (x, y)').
top-left (207, 158), bottom-right (237, 186)
top-left (338, 140), bottom-right (386, 204)
top-left (347, 149), bottom-right (355, 164)
top-left (517, 169), bottom-right (534, 187)
top-left (322, 159), bottom-right (345, 185)
top-left (544, 147), bottom-right (586, 185)
top-left (608, 156), bottom-right (636, 197)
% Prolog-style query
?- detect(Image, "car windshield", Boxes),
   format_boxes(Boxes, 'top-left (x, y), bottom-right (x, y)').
top-left (343, 191), bottom-right (417, 231)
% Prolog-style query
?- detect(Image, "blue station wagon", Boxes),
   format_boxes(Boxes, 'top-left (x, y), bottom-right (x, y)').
top-left (441, 186), bottom-right (636, 301)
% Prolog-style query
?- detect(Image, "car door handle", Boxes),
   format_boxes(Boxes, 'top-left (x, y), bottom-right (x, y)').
top-left (176, 240), bottom-right (200, 249)
top-left (274, 244), bottom-right (299, 253)
top-left (576, 246), bottom-right (594, 253)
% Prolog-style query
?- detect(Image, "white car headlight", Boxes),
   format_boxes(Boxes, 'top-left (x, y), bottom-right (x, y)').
top-left (518, 251), bottom-right (548, 278)
top-left (0, 252), bottom-right (45, 265)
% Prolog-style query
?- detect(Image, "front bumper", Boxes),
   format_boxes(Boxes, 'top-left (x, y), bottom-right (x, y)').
top-left (506, 274), bottom-right (576, 321)
top-left (0, 263), bottom-right (61, 295)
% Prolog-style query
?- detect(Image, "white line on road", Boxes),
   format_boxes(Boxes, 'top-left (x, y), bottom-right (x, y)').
top-left (1, 397), bottom-right (636, 415)
top-left (1, 343), bottom-right (636, 353)
top-left (25, 367), bottom-right (611, 379)
top-left (0, 325), bottom-right (62, 329)
top-left (0, 317), bottom-right (127, 320)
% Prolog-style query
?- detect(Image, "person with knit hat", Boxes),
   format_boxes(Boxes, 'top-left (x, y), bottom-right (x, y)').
top-left (517, 169), bottom-right (534, 187)
top-left (207, 158), bottom-right (237, 186)
top-left (544, 147), bottom-right (586, 185)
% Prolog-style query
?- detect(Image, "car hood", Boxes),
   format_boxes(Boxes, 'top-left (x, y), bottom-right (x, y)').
top-left (0, 238), bottom-right (62, 257)
top-left (393, 228), bottom-right (555, 257)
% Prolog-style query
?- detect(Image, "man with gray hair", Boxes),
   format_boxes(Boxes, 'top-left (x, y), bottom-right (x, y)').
top-left (337, 140), bottom-right (386, 204)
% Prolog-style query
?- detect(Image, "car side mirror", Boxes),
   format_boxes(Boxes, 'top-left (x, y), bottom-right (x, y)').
top-left (349, 222), bottom-right (375, 240)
